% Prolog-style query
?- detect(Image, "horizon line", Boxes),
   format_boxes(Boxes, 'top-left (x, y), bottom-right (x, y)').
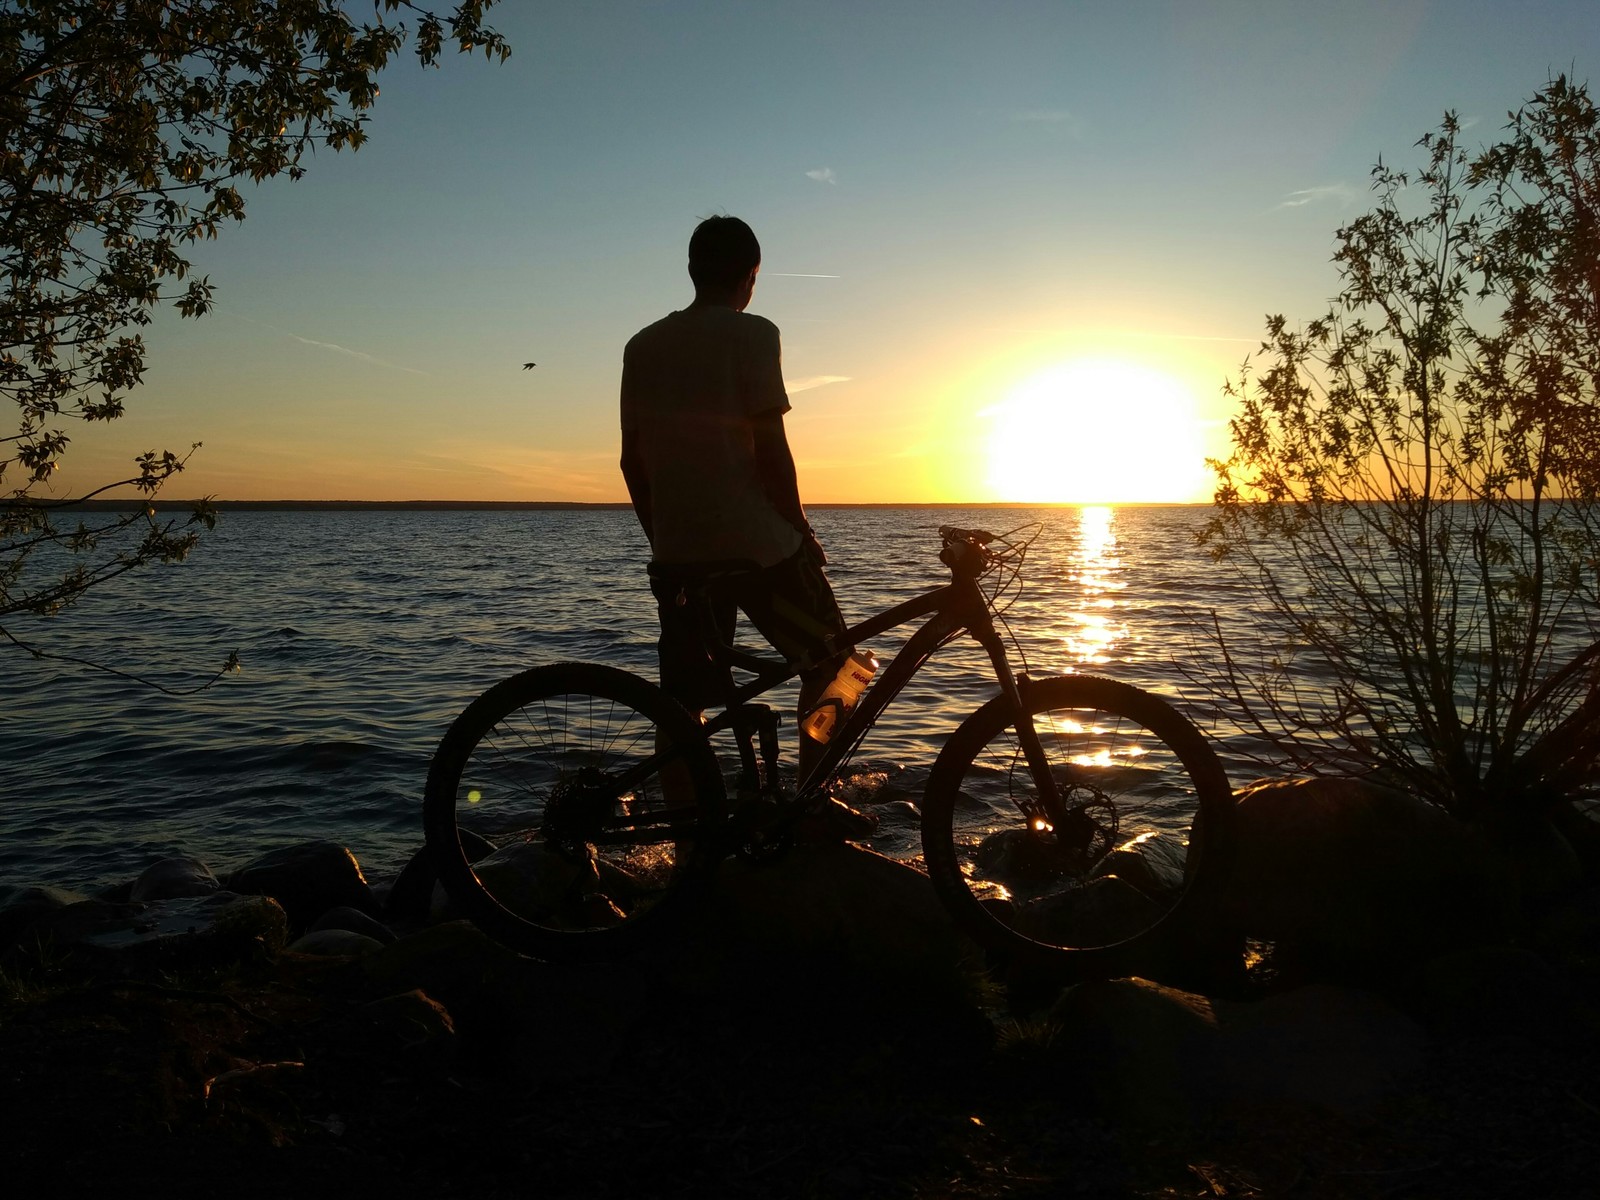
top-left (51, 498), bottom-right (1213, 511)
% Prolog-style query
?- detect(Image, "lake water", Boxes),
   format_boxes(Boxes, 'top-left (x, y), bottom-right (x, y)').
top-left (0, 505), bottom-right (1273, 893)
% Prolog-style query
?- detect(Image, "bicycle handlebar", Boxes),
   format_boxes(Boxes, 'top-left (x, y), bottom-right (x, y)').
top-left (938, 525), bottom-right (1002, 577)
top-left (938, 525), bottom-right (996, 546)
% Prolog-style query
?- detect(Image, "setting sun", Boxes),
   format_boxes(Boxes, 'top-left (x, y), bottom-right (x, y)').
top-left (984, 360), bottom-right (1210, 504)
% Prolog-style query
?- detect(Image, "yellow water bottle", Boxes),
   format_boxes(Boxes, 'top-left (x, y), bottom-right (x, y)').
top-left (801, 650), bottom-right (878, 743)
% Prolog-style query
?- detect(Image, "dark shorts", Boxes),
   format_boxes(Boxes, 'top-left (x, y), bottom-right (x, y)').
top-left (649, 547), bottom-right (848, 710)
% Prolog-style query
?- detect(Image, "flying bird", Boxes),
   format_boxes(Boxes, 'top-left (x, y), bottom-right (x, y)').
top-left (522, 362), bottom-right (537, 369)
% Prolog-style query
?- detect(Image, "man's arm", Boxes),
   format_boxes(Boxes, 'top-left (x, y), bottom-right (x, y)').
top-left (620, 426), bottom-right (654, 547)
top-left (752, 411), bottom-right (825, 563)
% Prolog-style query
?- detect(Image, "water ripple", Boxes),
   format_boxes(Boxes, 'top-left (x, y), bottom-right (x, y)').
top-left (1, 506), bottom-right (1256, 890)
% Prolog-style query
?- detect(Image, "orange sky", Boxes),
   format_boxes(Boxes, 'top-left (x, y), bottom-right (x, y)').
top-left (33, 2), bottom-right (1600, 507)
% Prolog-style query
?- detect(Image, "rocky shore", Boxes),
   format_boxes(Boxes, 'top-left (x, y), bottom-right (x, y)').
top-left (5, 778), bottom-right (1600, 1198)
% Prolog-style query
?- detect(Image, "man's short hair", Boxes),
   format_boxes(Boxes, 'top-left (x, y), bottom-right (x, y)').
top-left (688, 216), bottom-right (761, 290)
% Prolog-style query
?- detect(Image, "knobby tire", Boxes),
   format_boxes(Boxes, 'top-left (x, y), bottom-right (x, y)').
top-left (423, 662), bottom-right (726, 962)
top-left (920, 674), bottom-right (1234, 977)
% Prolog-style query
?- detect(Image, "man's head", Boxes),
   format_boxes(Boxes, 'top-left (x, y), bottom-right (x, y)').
top-left (688, 215), bottom-right (760, 308)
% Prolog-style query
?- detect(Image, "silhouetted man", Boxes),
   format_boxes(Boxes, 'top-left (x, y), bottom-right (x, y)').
top-left (620, 215), bottom-right (874, 839)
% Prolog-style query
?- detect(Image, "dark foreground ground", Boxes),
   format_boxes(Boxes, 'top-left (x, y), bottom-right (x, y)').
top-left (5, 927), bottom-right (1600, 1200)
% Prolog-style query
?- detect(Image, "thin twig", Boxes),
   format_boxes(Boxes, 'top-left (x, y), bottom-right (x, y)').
top-left (1, 624), bottom-right (239, 696)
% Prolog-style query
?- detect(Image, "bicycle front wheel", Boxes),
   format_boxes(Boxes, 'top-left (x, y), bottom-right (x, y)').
top-left (423, 662), bottom-right (726, 961)
top-left (921, 674), bottom-right (1233, 975)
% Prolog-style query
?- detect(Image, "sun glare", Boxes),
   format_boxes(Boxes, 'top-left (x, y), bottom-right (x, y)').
top-left (984, 359), bottom-right (1209, 503)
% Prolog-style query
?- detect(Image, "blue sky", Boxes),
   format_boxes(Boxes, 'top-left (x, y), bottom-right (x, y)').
top-left (55, 0), bottom-right (1600, 503)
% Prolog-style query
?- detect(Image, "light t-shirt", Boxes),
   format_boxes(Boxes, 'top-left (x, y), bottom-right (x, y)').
top-left (621, 307), bottom-right (803, 567)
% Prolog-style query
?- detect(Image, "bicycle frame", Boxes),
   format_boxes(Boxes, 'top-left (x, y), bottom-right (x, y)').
top-left (691, 549), bottom-right (1065, 829)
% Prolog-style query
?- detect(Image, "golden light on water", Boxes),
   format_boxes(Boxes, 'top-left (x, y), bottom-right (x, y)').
top-left (984, 359), bottom-right (1209, 504)
top-left (1063, 506), bottom-right (1129, 666)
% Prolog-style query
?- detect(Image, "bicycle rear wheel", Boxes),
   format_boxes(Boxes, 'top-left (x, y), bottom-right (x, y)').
top-left (424, 662), bottom-right (726, 961)
top-left (921, 674), bottom-right (1233, 976)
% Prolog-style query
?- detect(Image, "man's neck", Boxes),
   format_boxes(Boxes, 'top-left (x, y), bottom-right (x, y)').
top-left (688, 291), bottom-right (742, 310)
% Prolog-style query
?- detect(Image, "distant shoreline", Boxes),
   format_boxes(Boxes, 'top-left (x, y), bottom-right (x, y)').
top-left (47, 499), bottom-right (1209, 512)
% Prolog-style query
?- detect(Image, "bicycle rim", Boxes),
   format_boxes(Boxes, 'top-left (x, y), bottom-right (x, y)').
top-left (921, 674), bottom-right (1232, 974)
top-left (423, 662), bottom-right (726, 961)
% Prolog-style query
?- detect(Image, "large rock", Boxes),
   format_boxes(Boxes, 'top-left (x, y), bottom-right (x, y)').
top-left (226, 840), bottom-right (378, 930)
top-left (384, 831), bottom-right (495, 927)
top-left (0, 886), bottom-right (136, 961)
top-left (2, 891), bottom-right (288, 966)
top-left (287, 928), bottom-right (387, 957)
top-left (360, 922), bottom-right (650, 1084)
top-left (1092, 831), bottom-right (1189, 897)
top-left (690, 844), bottom-right (980, 998)
top-left (1014, 874), bottom-right (1164, 947)
top-left (361, 919), bottom-right (524, 1003)
top-left (1038, 976), bottom-right (1427, 1126)
top-left (355, 990), bottom-right (458, 1077)
top-left (1221, 777), bottom-right (1509, 974)
top-left (79, 893), bottom-right (288, 958)
top-left (1483, 814), bottom-right (1582, 908)
top-left (130, 855), bottom-right (220, 902)
top-left (442, 840), bottom-right (603, 927)
top-left (1402, 944), bottom-right (1600, 1049)
top-left (309, 905), bottom-right (397, 945)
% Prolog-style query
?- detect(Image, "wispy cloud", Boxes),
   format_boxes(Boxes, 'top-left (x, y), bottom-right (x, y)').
top-left (1276, 184), bottom-right (1356, 210)
top-left (785, 374), bottom-right (851, 394)
top-left (230, 312), bottom-right (430, 376)
top-left (285, 333), bottom-right (431, 376)
top-left (1009, 109), bottom-right (1087, 136)
top-left (805, 167), bottom-right (838, 185)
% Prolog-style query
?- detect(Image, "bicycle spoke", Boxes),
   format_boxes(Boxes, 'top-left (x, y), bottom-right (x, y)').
top-left (425, 664), bottom-right (727, 960)
top-left (922, 675), bottom-right (1231, 965)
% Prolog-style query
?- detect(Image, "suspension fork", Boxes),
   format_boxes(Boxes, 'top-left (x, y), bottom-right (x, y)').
top-left (967, 596), bottom-right (1064, 829)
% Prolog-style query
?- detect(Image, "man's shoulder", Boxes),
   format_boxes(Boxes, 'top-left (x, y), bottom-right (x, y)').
top-left (625, 310), bottom-right (682, 354)
top-left (625, 308), bottom-right (779, 356)
top-left (734, 310), bottom-right (779, 336)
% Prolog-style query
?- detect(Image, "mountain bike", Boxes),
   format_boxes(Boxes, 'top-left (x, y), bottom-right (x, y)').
top-left (422, 524), bottom-right (1235, 974)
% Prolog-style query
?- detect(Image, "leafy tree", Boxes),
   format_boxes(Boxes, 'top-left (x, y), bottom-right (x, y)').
top-left (0, 0), bottom-right (507, 679)
top-left (1202, 77), bottom-right (1600, 829)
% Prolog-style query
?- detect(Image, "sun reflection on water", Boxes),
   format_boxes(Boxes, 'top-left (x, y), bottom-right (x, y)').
top-left (1062, 506), bottom-right (1129, 665)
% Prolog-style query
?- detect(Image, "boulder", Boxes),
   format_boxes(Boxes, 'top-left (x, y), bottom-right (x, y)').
top-left (361, 919), bottom-right (527, 1007)
top-left (431, 840), bottom-right (602, 926)
top-left (226, 840), bottom-right (378, 930)
top-left (309, 905), bottom-right (397, 945)
top-left (975, 827), bottom-right (1079, 884)
top-left (691, 844), bottom-right (980, 996)
top-left (23, 892), bottom-right (288, 966)
top-left (1038, 976), bottom-right (1217, 1126)
top-left (1550, 800), bottom-right (1600, 879)
top-left (130, 855), bottom-right (220, 902)
top-left (1092, 831), bottom-right (1189, 897)
top-left (356, 990), bottom-right (457, 1076)
top-left (287, 928), bottom-right (387, 957)
top-left (1038, 976), bottom-right (1427, 1126)
top-left (1483, 814), bottom-right (1582, 908)
top-left (1402, 944), bottom-right (1600, 1048)
top-left (1221, 777), bottom-right (1509, 974)
top-left (360, 922), bottom-right (649, 1084)
top-left (0, 887), bottom-right (137, 961)
top-left (385, 831), bottom-right (496, 926)
top-left (1015, 875), bottom-right (1164, 947)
